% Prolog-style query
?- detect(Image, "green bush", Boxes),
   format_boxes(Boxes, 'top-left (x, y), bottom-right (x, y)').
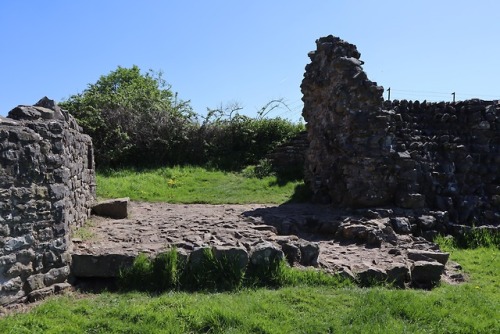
top-left (199, 113), bottom-right (304, 170)
top-left (61, 66), bottom-right (304, 171)
top-left (60, 65), bottom-right (195, 168)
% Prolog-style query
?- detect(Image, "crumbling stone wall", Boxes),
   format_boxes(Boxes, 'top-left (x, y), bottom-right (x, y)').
top-left (302, 36), bottom-right (499, 230)
top-left (0, 97), bottom-right (95, 305)
top-left (266, 131), bottom-right (308, 177)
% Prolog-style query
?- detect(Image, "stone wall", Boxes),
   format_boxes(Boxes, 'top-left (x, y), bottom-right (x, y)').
top-left (266, 131), bottom-right (308, 177)
top-left (302, 36), bottom-right (499, 230)
top-left (0, 97), bottom-right (95, 305)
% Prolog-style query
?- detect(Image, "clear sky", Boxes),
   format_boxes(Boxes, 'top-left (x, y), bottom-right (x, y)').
top-left (1, 0), bottom-right (499, 122)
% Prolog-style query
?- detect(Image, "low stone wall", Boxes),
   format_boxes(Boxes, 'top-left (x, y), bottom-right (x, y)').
top-left (0, 97), bottom-right (95, 305)
top-left (266, 131), bottom-right (308, 177)
top-left (302, 36), bottom-right (499, 232)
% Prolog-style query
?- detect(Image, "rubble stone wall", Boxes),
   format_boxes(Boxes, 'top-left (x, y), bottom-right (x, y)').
top-left (302, 35), bottom-right (499, 229)
top-left (0, 97), bottom-right (95, 305)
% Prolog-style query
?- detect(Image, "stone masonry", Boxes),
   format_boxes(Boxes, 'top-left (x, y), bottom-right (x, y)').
top-left (302, 36), bottom-right (499, 233)
top-left (0, 97), bottom-right (95, 305)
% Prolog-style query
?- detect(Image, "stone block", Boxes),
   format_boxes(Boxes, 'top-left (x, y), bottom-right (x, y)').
top-left (386, 263), bottom-right (410, 288)
top-left (390, 217), bottom-right (411, 234)
top-left (411, 261), bottom-right (445, 288)
top-left (418, 215), bottom-right (437, 230)
top-left (5, 262), bottom-right (33, 279)
top-left (355, 266), bottom-right (387, 286)
top-left (27, 286), bottom-right (54, 303)
top-left (282, 243), bottom-right (301, 265)
top-left (26, 273), bottom-right (46, 292)
top-left (92, 198), bottom-right (129, 219)
top-left (299, 242), bottom-right (320, 266)
top-left (396, 193), bottom-right (426, 209)
top-left (1, 277), bottom-right (23, 292)
top-left (71, 253), bottom-right (135, 278)
top-left (250, 242), bottom-right (284, 266)
top-left (407, 249), bottom-right (449, 265)
top-left (212, 246), bottom-right (249, 272)
top-left (43, 266), bottom-right (70, 286)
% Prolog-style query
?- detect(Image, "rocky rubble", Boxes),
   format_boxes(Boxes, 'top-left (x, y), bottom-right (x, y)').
top-left (72, 202), bottom-right (456, 289)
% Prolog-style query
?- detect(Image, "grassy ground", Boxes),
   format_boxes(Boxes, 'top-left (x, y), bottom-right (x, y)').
top-left (96, 166), bottom-right (306, 204)
top-left (1, 245), bottom-right (498, 333)
top-left (2, 168), bottom-right (498, 332)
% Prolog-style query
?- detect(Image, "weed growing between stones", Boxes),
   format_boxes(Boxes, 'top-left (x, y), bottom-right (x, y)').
top-left (245, 257), bottom-right (288, 288)
top-left (118, 248), bottom-right (352, 293)
top-left (119, 253), bottom-right (154, 291)
top-left (119, 248), bottom-right (247, 292)
top-left (152, 250), bottom-right (182, 291)
top-left (72, 219), bottom-right (96, 241)
top-left (184, 248), bottom-right (246, 291)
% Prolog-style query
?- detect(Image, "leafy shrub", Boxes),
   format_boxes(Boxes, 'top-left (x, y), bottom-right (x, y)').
top-left (60, 66), bottom-right (195, 168)
top-left (199, 112), bottom-right (304, 170)
top-left (61, 66), bottom-right (304, 171)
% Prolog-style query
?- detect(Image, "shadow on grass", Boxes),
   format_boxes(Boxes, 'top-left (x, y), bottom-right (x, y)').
top-left (285, 183), bottom-right (312, 203)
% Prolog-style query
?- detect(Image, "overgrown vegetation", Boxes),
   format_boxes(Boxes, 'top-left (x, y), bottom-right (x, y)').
top-left (119, 248), bottom-right (347, 293)
top-left (96, 165), bottom-right (307, 204)
top-left (454, 227), bottom-right (499, 249)
top-left (435, 228), bottom-right (499, 251)
top-left (60, 66), bottom-right (304, 171)
top-left (2, 240), bottom-right (498, 333)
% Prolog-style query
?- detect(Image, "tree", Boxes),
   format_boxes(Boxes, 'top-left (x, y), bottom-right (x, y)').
top-left (60, 66), bottom-right (194, 167)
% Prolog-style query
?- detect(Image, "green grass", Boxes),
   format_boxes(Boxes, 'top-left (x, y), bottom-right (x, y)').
top-left (96, 166), bottom-right (305, 204)
top-left (72, 219), bottom-right (96, 241)
top-left (118, 249), bottom-right (352, 293)
top-left (2, 246), bottom-right (498, 333)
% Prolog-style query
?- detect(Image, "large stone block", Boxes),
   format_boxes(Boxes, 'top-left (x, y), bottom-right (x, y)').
top-left (92, 198), bottom-right (129, 219)
top-left (71, 253), bottom-right (135, 278)
top-left (411, 261), bottom-right (445, 288)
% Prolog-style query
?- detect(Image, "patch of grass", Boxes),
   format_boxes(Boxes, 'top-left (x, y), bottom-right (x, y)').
top-left (2, 245), bottom-right (498, 333)
top-left (184, 248), bottom-right (247, 292)
top-left (72, 219), bottom-right (96, 241)
top-left (119, 248), bottom-right (347, 293)
top-left (435, 228), bottom-right (499, 250)
top-left (457, 227), bottom-right (500, 249)
top-left (96, 165), bottom-right (306, 204)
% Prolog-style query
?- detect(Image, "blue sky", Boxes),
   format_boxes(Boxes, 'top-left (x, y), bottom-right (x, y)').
top-left (1, 0), bottom-right (499, 122)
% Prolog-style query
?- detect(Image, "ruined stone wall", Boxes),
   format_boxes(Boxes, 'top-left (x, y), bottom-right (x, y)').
top-left (0, 97), bottom-right (95, 305)
top-left (266, 131), bottom-right (308, 177)
top-left (302, 36), bottom-right (499, 229)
